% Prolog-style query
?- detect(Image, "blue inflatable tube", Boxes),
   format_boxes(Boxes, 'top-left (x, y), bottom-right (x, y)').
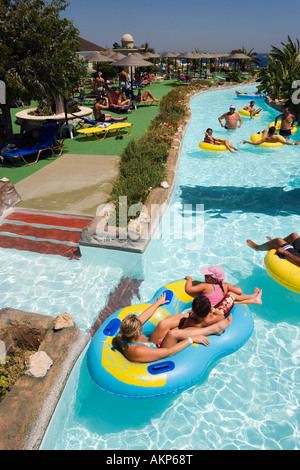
top-left (87, 280), bottom-right (254, 398)
top-left (236, 92), bottom-right (265, 98)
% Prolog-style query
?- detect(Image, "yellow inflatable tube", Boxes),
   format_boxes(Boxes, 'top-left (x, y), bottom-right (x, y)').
top-left (199, 141), bottom-right (228, 151)
top-left (250, 132), bottom-right (286, 147)
top-left (239, 109), bottom-right (260, 118)
top-left (268, 121), bottom-right (297, 134)
top-left (264, 249), bottom-right (300, 293)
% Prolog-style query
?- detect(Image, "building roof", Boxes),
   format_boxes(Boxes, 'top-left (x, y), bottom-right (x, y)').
top-left (77, 37), bottom-right (105, 52)
top-left (122, 33), bottom-right (134, 42)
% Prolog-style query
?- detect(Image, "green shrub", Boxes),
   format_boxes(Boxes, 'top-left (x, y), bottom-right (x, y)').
top-left (227, 69), bottom-right (243, 82)
top-left (0, 362), bottom-right (10, 400)
top-left (28, 101), bottom-right (52, 116)
top-left (110, 137), bottom-right (168, 215)
top-left (0, 344), bottom-right (35, 402)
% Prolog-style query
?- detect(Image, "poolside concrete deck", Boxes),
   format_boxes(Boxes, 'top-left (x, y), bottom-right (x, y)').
top-left (14, 153), bottom-right (120, 216)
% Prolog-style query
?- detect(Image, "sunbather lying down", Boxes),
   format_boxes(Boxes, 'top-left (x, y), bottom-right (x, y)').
top-left (133, 89), bottom-right (160, 102)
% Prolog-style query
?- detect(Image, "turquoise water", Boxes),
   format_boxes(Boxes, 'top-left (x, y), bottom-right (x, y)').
top-left (1, 84), bottom-right (300, 449)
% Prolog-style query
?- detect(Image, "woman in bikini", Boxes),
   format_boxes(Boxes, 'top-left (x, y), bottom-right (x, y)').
top-left (134, 89), bottom-right (160, 102)
top-left (116, 293), bottom-right (230, 363)
top-left (204, 128), bottom-right (239, 153)
top-left (117, 88), bottom-right (131, 107)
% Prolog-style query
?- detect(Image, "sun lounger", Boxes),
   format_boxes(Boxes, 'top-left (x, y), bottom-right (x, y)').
top-left (71, 114), bottom-right (127, 129)
top-left (137, 99), bottom-right (160, 107)
top-left (2, 120), bottom-right (64, 165)
top-left (106, 90), bottom-right (131, 113)
top-left (75, 122), bottom-right (133, 140)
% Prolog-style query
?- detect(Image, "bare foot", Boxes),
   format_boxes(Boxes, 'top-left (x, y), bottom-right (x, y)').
top-left (254, 287), bottom-right (260, 294)
top-left (254, 289), bottom-right (262, 305)
top-left (213, 314), bottom-right (232, 335)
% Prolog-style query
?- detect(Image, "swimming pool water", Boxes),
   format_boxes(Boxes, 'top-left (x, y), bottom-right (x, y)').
top-left (1, 84), bottom-right (299, 450)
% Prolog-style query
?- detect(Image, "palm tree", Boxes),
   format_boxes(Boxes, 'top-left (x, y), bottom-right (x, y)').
top-left (140, 42), bottom-right (155, 54)
top-left (230, 46), bottom-right (260, 70)
top-left (258, 36), bottom-right (300, 101)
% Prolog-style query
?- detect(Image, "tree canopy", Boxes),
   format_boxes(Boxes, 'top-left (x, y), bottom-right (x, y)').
top-left (230, 46), bottom-right (260, 70)
top-left (0, 0), bottom-right (85, 139)
top-left (258, 36), bottom-right (300, 107)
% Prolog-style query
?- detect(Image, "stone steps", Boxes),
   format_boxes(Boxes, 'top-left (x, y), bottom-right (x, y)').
top-left (0, 209), bottom-right (93, 259)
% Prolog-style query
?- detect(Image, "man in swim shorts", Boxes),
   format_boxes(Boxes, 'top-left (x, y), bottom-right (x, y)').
top-left (150, 295), bottom-right (233, 349)
top-left (218, 105), bottom-right (243, 129)
top-left (247, 232), bottom-right (300, 267)
top-left (93, 95), bottom-right (128, 123)
top-left (244, 100), bottom-right (262, 118)
top-left (275, 106), bottom-right (297, 138)
top-left (242, 126), bottom-right (299, 146)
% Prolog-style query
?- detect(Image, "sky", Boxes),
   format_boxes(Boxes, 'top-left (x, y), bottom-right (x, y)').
top-left (63, 0), bottom-right (300, 53)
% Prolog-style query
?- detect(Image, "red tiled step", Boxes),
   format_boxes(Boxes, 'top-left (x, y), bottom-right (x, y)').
top-left (0, 209), bottom-right (93, 259)
top-left (0, 223), bottom-right (82, 244)
top-left (0, 235), bottom-right (81, 260)
top-left (5, 211), bottom-right (92, 230)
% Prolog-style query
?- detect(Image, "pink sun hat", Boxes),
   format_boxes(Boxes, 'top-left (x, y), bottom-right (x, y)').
top-left (200, 265), bottom-right (225, 282)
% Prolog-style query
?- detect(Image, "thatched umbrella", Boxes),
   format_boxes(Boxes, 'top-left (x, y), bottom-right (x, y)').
top-left (176, 51), bottom-right (196, 73)
top-left (112, 53), bottom-right (153, 96)
top-left (191, 52), bottom-right (208, 76)
top-left (142, 52), bottom-right (161, 73)
top-left (160, 51), bottom-right (178, 75)
top-left (160, 51), bottom-right (176, 58)
top-left (226, 53), bottom-right (251, 59)
top-left (176, 51), bottom-right (195, 58)
top-left (86, 52), bottom-right (114, 63)
top-left (85, 52), bottom-right (115, 75)
top-left (226, 52), bottom-right (251, 69)
top-left (143, 52), bottom-right (161, 58)
top-left (203, 53), bottom-right (228, 73)
top-left (107, 52), bottom-right (126, 61)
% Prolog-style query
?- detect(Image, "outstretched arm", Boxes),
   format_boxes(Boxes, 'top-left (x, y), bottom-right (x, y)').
top-left (283, 140), bottom-right (299, 146)
top-left (138, 293), bottom-right (168, 325)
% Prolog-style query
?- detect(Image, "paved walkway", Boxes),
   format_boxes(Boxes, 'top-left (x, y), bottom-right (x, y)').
top-left (14, 153), bottom-right (120, 216)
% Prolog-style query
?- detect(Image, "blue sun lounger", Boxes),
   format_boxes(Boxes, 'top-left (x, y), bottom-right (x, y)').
top-left (2, 120), bottom-right (64, 166)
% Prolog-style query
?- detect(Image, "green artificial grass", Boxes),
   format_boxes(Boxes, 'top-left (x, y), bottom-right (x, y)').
top-left (0, 81), bottom-right (174, 184)
top-left (66, 81), bottom-right (173, 156)
top-left (0, 103), bottom-right (61, 184)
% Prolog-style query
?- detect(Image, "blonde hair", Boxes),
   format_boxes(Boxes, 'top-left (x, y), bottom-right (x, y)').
top-left (116, 314), bottom-right (142, 348)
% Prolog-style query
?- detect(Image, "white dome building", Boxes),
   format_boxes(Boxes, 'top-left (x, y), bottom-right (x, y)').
top-left (121, 33), bottom-right (134, 49)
